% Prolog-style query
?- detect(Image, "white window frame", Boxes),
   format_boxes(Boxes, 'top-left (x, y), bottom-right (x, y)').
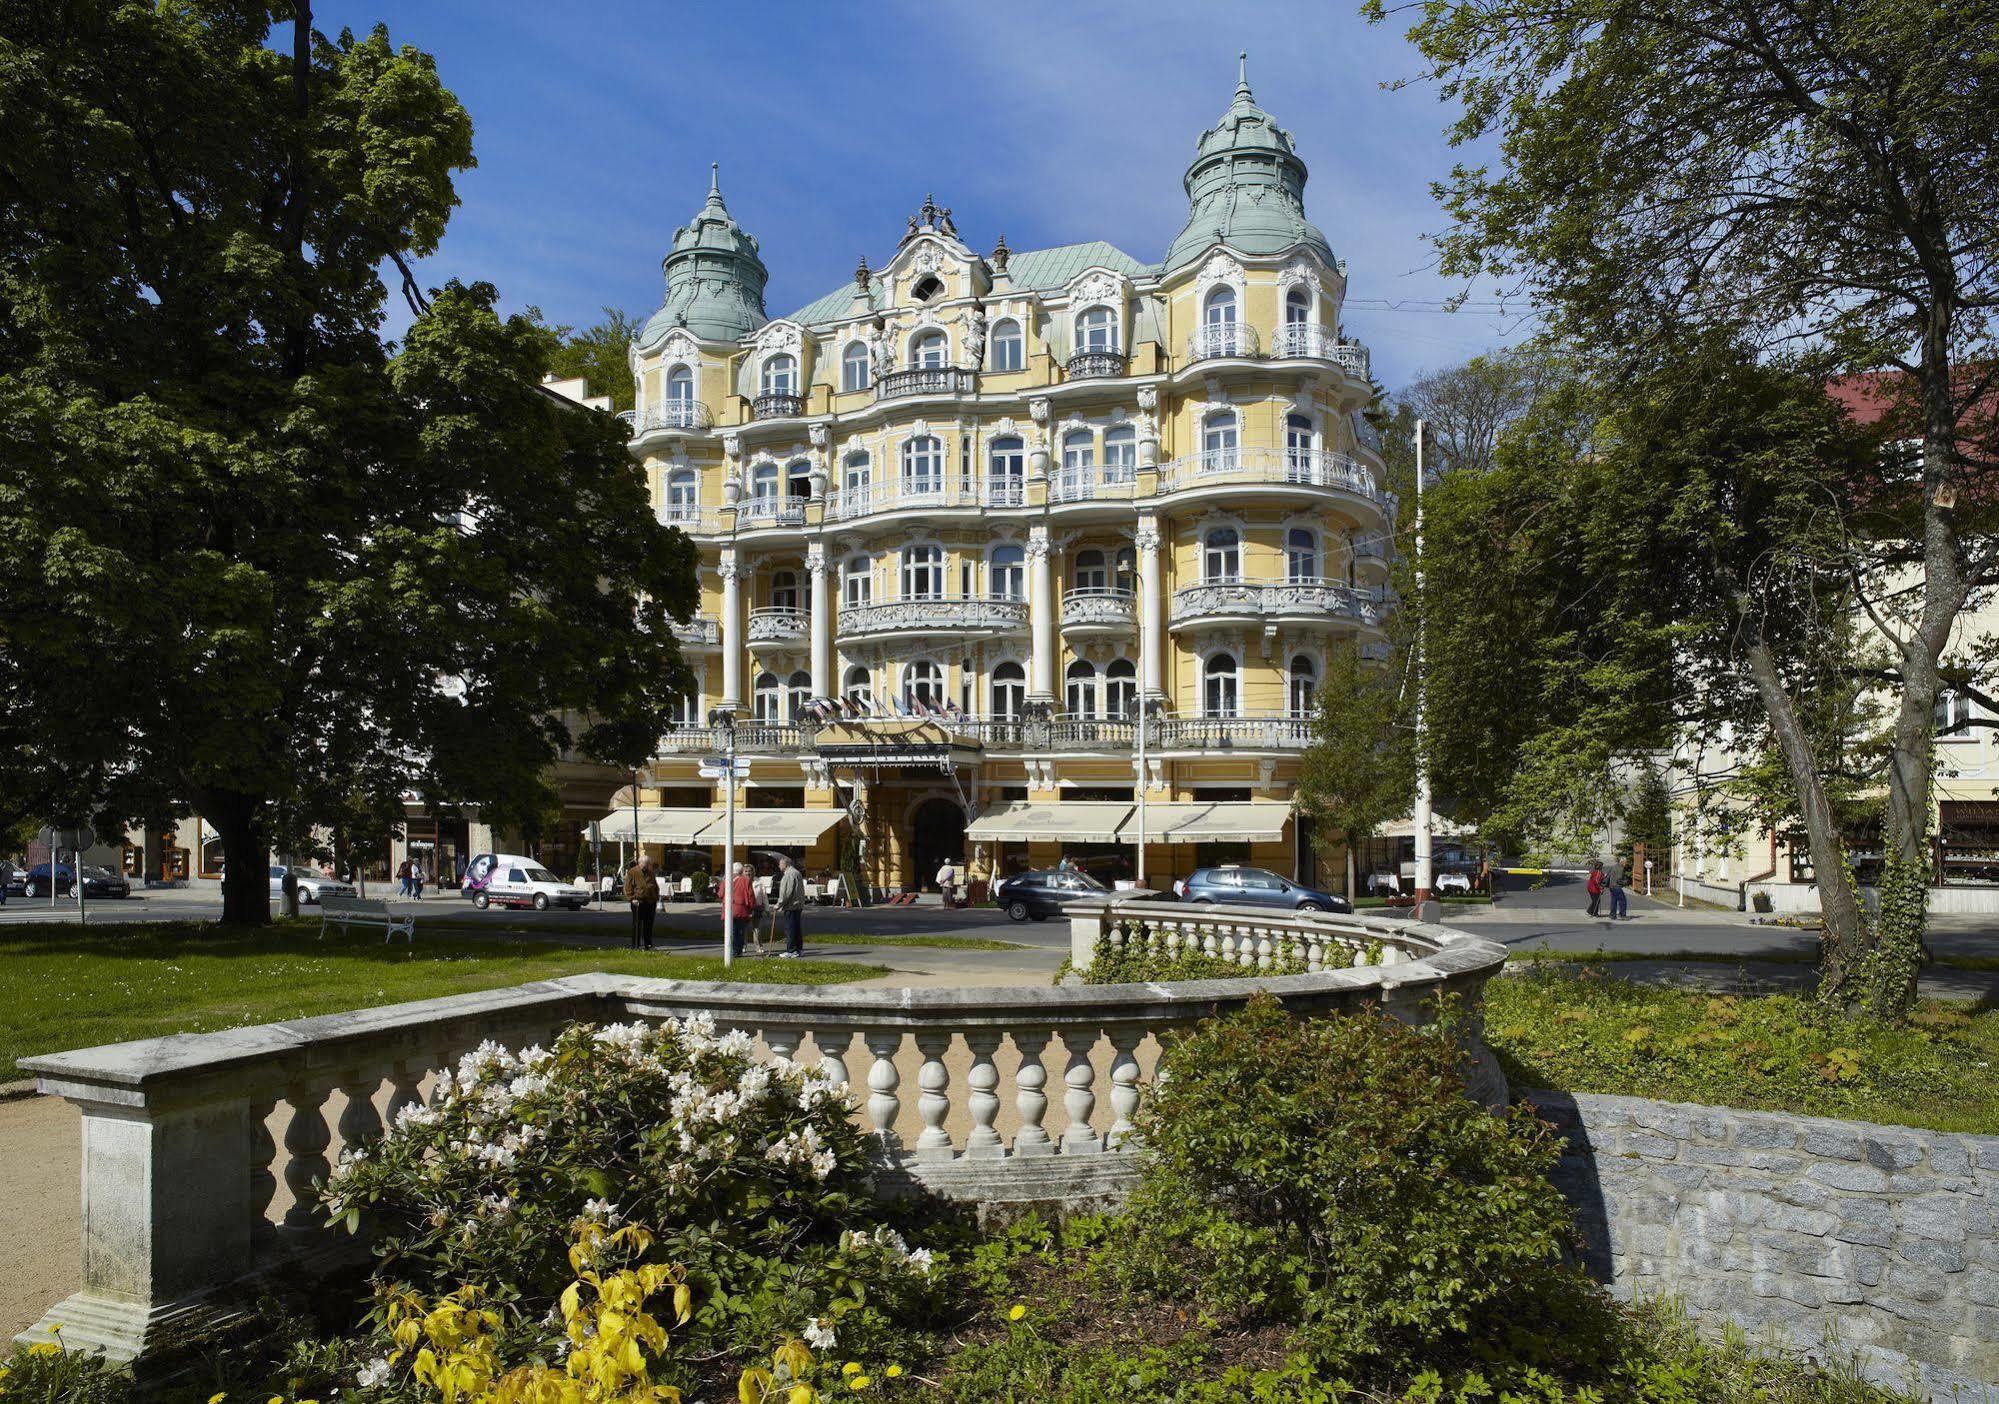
top-left (990, 543), bottom-right (1025, 600)
top-left (1076, 306), bottom-right (1118, 353)
top-left (989, 319), bottom-right (1024, 371)
top-left (910, 329), bottom-right (949, 369)
top-left (760, 353), bottom-right (797, 397)
top-left (1204, 527), bottom-right (1240, 583)
top-left (841, 340), bottom-right (871, 392)
top-left (1286, 527), bottom-right (1320, 582)
top-left (842, 556), bottom-right (872, 608)
top-left (1065, 659), bottom-right (1098, 718)
top-left (901, 435), bottom-right (944, 496)
top-left (902, 544), bottom-right (944, 600)
top-left (1204, 653), bottom-right (1240, 718)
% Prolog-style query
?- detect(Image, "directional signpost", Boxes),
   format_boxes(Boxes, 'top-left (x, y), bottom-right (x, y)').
top-left (701, 726), bottom-right (746, 968)
top-left (36, 824), bottom-right (95, 921)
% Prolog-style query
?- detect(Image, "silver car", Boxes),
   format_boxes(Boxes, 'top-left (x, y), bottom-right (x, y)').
top-left (268, 864), bottom-right (356, 905)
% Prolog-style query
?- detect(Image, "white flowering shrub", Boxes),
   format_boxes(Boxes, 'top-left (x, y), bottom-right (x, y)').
top-left (324, 1018), bottom-right (947, 1372)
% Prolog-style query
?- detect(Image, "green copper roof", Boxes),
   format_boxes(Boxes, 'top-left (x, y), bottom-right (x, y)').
top-left (784, 241), bottom-right (1155, 328)
top-left (642, 165), bottom-right (770, 344)
top-left (1161, 55), bottom-right (1332, 274)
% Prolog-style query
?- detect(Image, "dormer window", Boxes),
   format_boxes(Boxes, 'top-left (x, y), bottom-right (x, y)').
top-left (911, 329), bottom-right (948, 368)
top-left (761, 353), bottom-right (797, 396)
top-left (1077, 306), bottom-right (1118, 353)
top-left (911, 274), bottom-right (945, 304)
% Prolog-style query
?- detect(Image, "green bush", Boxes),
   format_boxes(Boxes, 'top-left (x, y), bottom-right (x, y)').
top-left (0, 1336), bottom-right (128, 1404)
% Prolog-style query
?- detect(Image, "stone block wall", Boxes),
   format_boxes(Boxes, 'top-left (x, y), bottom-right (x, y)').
top-left (1528, 1091), bottom-right (1999, 1402)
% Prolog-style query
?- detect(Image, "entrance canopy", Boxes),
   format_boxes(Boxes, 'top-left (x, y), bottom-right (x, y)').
top-left (593, 808), bottom-right (724, 845)
top-left (704, 809), bottom-right (845, 846)
top-left (1117, 801), bottom-right (1292, 844)
top-left (812, 718), bottom-right (980, 773)
top-left (967, 801), bottom-right (1132, 844)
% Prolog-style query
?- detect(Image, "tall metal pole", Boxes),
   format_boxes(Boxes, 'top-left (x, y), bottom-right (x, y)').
top-left (722, 718), bottom-right (736, 968)
top-left (1134, 697), bottom-right (1148, 886)
top-left (1412, 419), bottom-right (1435, 918)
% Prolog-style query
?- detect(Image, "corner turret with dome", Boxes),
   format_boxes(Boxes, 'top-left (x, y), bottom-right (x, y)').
top-left (643, 164), bottom-right (770, 346)
top-left (1162, 54), bottom-right (1334, 274)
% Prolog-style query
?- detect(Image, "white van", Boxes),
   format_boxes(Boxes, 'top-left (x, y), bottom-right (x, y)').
top-left (464, 853), bottom-right (591, 911)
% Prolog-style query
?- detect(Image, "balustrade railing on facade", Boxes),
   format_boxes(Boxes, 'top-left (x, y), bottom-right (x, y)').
top-left (1050, 463), bottom-right (1141, 504)
top-left (1156, 446), bottom-right (1385, 507)
top-left (1065, 349), bottom-right (1128, 381)
top-left (747, 606), bottom-right (809, 643)
top-left (738, 494), bottom-right (808, 527)
top-left (633, 400), bottom-right (715, 434)
top-left (836, 596), bottom-right (1030, 638)
top-left (1061, 586), bottom-right (1138, 629)
top-left (1186, 323), bottom-right (1259, 361)
top-left (750, 392), bottom-right (807, 421)
top-left (1170, 577), bottom-right (1387, 627)
top-left (1153, 714), bottom-right (1312, 750)
top-left (1271, 325), bottom-right (1371, 379)
top-left (875, 367), bottom-right (978, 400)
top-left (670, 616), bottom-right (721, 648)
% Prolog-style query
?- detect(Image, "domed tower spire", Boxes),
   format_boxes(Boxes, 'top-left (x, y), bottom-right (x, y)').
top-left (1161, 55), bottom-right (1334, 273)
top-left (652, 162), bottom-right (770, 343)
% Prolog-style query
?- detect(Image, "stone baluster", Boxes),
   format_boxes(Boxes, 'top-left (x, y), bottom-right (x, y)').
top-left (865, 1031), bottom-right (902, 1151)
top-left (1106, 1030), bottom-right (1143, 1149)
top-left (1202, 924), bottom-right (1220, 960)
top-left (1164, 921), bottom-right (1181, 958)
top-left (248, 1095), bottom-right (279, 1245)
top-left (1059, 1034), bottom-right (1101, 1154)
top-left (335, 1072), bottom-right (384, 1163)
top-left (914, 1032), bottom-right (954, 1161)
top-left (1012, 1031), bottom-right (1054, 1156)
top-left (814, 1028), bottom-right (852, 1094)
top-left (1219, 923), bottom-right (1239, 965)
top-left (384, 1060), bottom-right (425, 1126)
top-left (1257, 931), bottom-right (1275, 971)
top-left (764, 1025), bottom-right (801, 1061)
top-left (963, 1034), bottom-right (1004, 1159)
top-left (280, 1084), bottom-right (332, 1234)
top-left (1307, 934), bottom-right (1325, 973)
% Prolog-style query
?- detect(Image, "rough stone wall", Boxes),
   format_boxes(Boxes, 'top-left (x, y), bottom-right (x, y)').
top-left (1527, 1091), bottom-right (1999, 1402)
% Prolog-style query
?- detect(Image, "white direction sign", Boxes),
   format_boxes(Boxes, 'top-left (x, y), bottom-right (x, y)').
top-left (697, 759), bottom-right (750, 780)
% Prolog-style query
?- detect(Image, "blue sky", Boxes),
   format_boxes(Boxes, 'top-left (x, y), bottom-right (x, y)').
top-left (314, 0), bottom-right (1533, 391)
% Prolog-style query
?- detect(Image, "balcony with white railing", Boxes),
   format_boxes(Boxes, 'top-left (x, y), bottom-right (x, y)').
top-left (737, 493), bottom-right (808, 528)
top-left (1170, 577), bottom-right (1388, 629)
top-left (1186, 322), bottom-right (1259, 362)
top-left (1061, 586), bottom-right (1137, 632)
top-left (1065, 349), bottom-right (1128, 381)
top-left (1050, 463), bottom-right (1141, 505)
top-left (747, 606), bottom-right (809, 644)
top-left (1271, 325), bottom-right (1371, 380)
top-left (1154, 714), bottom-right (1313, 751)
top-left (670, 615), bottom-right (721, 649)
top-left (656, 499), bottom-right (709, 532)
top-left (1156, 447), bottom-right (1387, 510)
top-left (875, 367), bottom-right (978, 401)
top-left (632, 399), bottom-right (715, 436)
top-left (836, 595), bottom-right (1029, 640)
top-left (751, 392), bottom-right (807, 421)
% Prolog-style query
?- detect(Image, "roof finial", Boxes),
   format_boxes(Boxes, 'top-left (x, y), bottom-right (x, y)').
top-left (707, 162), bottom-right (724, 206)
top-left (1235, 51), bottom-right (1252, 101)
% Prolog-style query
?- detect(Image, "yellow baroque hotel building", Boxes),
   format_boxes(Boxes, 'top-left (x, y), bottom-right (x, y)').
top-left (601, 65), bottom-right (1394, 896)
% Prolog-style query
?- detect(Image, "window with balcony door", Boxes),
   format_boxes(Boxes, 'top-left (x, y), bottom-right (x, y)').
top-left (786, 459), bottom-right (813, 501)
top-left (1076, 306), bottom-right (1117, 353)
top-left (665, 469), bottom-right (697, 520)
top-left (843, 664), bottom-right (872, 710)
top-left (841, 341), bottom-right (870, 392)
top-left (903, 658), bottom-right (944, 711)
top-left (990, 544), bottom-right (1024, 600)
top-left (1204, 285), bottom-right (1238, 327)
top-left (1066, 659), bottom-right (1098, 717)
top-left (902, 435), bottom-right (943, 496)
top-left (988, 436), bottom-right (1024, 503)
top-left (1061, 430), bottom-right (1094, 489)
top-left (1287, 527), bottom-right (1320, 581)
top-left (1202, 409), bottom-right (1239, 469)
top-left (1204, 653), bottom-right (1239, 718)
top-left (1285, 286), bottom-right (1310, 327)
top-left (842, 451), bottom-right (870, 506)
top-left (786, 670), bottom-right (811, 719)
top-left (761, 354), bottom-right (797, 397)
top-left (670, 686), bottom-right (700, 729)
top-left (1204, 527), bottom-right (1240, 582)
top-left (666, 365), bottom-right (694, 406)
top-left (991, 661), bottom-right (1026, 718)
top-left (842, 556), bottom-right (871, 608)
top-left (753, 671), bottom-right (780, 721)
top-left (989, 319), bottom-right (1023, 371)
top-left (1288, 654), bottom-right (1317, 718)
top-left (750, 461), bottom-right (780, 507)
top-left (1104, 425), bottom-right (1137, 482)
top-left (1106, 658), bottom-right (1137, 719)
top-left (911, 329), bottom-right (948, 369)
top-left (1075, 548), bottom-right (1108, 592)
top-left (1286, 413), bottom-right (1313, 473)
top-left (770, 569), bottom-right (800, 614)
top-left (902, 544), bottom-right (944, 600)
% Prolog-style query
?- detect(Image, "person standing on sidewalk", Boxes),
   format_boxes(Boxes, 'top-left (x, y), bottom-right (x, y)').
top-left (625, 857), bottom-right (659, 951)
top-left (1585, 859), bottom-right (1605, 919)
top-left (727, 862), bottom-right (758, 959)
top-left (775, 855), bottom-right (807, 959)
top-left (1608, 856), bottom-right (1629, 920)
top-left (280, 865), bottom-right (300, 918)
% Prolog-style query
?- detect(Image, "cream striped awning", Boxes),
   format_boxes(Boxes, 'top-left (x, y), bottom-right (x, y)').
top-left (1116, 801), bottom-right (1292, 844)
top-left (966, 802), bottom-right (1132, 844)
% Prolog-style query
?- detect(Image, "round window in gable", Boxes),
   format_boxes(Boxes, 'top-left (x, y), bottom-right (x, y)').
top-left (911, 274), bottom-right (945, 303)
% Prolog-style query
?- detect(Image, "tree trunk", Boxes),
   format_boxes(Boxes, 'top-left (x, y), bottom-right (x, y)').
top-left (197, 789), bottom-right (271, 926)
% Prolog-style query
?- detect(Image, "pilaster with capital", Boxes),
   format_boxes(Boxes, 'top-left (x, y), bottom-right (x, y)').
top-left (1026, 528), bottom-right (1055, 704)
top-left (806, 545), bottom-right (832, 699)
top-left (1136, 514), bottom-right (1164, 700)
top-left (720, 552), bottom-right (743, 709)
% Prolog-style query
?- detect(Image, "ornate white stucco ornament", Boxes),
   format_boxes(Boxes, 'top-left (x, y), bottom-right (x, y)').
top-left (1135, 385), bottom-right (1158, 414)
top-left (755, 321), bottom-right (802, 355)
top-left (1028, 398), bottom-right (1050, 424)
top-left (1134, 516), bottom-right (1162, 551)
top-left (722, 432), bottom-right (742, 459)
top-left (1071, 270), bottom-right (1124, 307)
top-left (1277, 256), bottom-right (1319, 294)
top-left (1194, 250), bottom-right (1245, 298)
top-left (658, 329), bottom-right (701, 368)
top-left (964, 304), bottom-right (987, 367)
top-left (809, 424), bottom-right (829, 449)
top-left (992, 416), bottom-right (1020, 438)
top-left (869, 321), bottom-right (896, 378)
top-left (805, 544), bottom-right (827, 572)
top-left (912, 244), bottom-right (944, 275)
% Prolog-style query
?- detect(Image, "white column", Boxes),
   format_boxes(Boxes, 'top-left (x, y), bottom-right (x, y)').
top-left (807, 544), bottom-right (831, 699)
top-left (1136, 513), bottom-right (1163, 700)
top-left (720, 551), bottom-right (743, 710)
top-left (1027, 526), bottom-right (1055, 705)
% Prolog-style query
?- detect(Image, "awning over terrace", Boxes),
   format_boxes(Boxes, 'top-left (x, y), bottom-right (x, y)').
top-left (966, 802), bottom-right (1132, 844)
top-left (1116, 801), bottom-right (1292, 844)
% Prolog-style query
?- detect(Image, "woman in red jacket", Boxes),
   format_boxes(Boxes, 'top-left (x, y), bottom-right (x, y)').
top-left (727, 862), bottom-right (757, 959)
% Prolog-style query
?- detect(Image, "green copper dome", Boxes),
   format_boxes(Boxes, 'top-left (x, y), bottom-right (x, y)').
top-left (1162, 56), bottom-right (1334, 274)
top-left (643, 165), bottom-right (769, 345)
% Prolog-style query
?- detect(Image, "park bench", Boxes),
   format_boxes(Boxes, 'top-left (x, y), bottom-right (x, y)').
top-left (319, 894), bottom-right (414, 944)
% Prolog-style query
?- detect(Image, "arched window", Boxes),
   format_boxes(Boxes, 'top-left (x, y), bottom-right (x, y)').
top-left (1285, 285), bottom-right (1311, 327)
top-left (786, 458), bottom-right (813, 500)
top-left (760, 353), bottom-right (797, 397)
top-left (1106, 658), bottom-right (1137, 719)
top-left (1204, 653), bottom-right (1239, 718)
top-left (902, 544), bottom-right (944, 599)
top-left (841, 341), bottom-right (871, 393)
top-left (665, 468), bottom-right (697, 521)
top-left (841, 451), bottom-right (871, 513)
top-left (786, 670), bottom-right (812, 719)
top-left (770, 568), bottom-right (800, 614)
top-left (1103, 424), bottom-right (1137, 482)
top-left (750, 460), bottom-right (780, 507)
top-left (903, 658), bottom-right (944, 711)
top-left (1203, 284), bottom-right (1238, 327)
top-left (1288, 654), bottom-right (1317, 718)
top-left (1286, 412), bottom-right (1314, 475)
top-left (1065, 659), bottom-right (1098, 718)
top-left (901, 435), bottom-right (943, 496)
top-left (841, 555), bottom-right (871, 608)
top-left (666, 364), bottom-right (694, 405)
top-left (1204, 527), bottom-right (1240, 582)
top-left (1074, 548), bottom-right (1108, 591)
top-left (988, 435), bottom-right (1025, 504)
top-left (1202, 410), bottom-right (1239, 469)
top-left (990, 543), bottom-right (1024, 600)
top-left (843, 664), bottom-right (873, 710)
top-left (990, 661), bottom-right (1026, 719)
top-left (1076, 306), bottom-right (1117, 353)
top-left (989, 319), bottom-right (1023, 372)
top-left (1061, 428), bottom-right (1095, 474)
top-left (1114, 546), bottom-right (1136, 593)
top-left (752, 670), bottom-right (780, 721)
top-left (1287, 527), bottom-right (1320, 582)
top-left (911, 329), bottom-right (948, 368)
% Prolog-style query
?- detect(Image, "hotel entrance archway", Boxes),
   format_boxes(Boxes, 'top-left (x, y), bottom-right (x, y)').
top-left (908, 797), bottom-right (967, 891)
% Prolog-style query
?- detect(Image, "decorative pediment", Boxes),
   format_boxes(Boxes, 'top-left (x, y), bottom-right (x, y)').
top-left (657, 328), bottom-right (702, 367)
top-left (1277, 256), bottom-right (1322, 293)
top-left (753, 320), bottom-right (803, 357)
top-left (1194, 251), bottom-right (1245, 297)
top-left (1067, 268), bottom-right (1127, 308)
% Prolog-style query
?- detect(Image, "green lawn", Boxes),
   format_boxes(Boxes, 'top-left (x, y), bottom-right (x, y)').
top-left (0, 920), bottom-right (883, 1072)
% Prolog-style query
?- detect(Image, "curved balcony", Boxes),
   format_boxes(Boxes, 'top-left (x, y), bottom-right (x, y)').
top-left (1272, 325), bottom-right (1371, 380)
top-left (1154, 714), bottom-right (1313, 751)
top-left (669, 615), bottom-right (720, 649)
top-left (751, 392), bottom-right (806, 421)
top-left (1049, 464), bottom-right (1141, 505)
top-left (1157, 447), bottom-right (1386, 510)
top-left (737, 494), bottom-right (807, 528)
top-left (1065, 349), bottom-right (1128, 381)
top-left (875, 367), bottom-right (978, 401)
top-left (1061, 586), bottom-right (1137, 633)
top-left (1170, 578), bottom-right (1388, 630)
top-left (747, 606), bottom-right (808, 645)
top-left (836, 595), bottom-right (1028, 641)
top-left (632, 400), bottom-right (714, 436)
top-left (1186, 323), bottom-right (1259, 362)
top-left (656, 500), bottom-right (709, 532)
top-left (826, 476), bottom-right (968, 521)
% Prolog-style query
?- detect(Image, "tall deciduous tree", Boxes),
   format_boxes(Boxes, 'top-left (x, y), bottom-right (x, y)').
top-left (1297, 642), bottom-right (1417, 889)
top-left (539, 307), bottom-right (640, 413)
top-left (0, 3), bottom-right (697, 922)
top-left (1379, 0), bottom-right (1999, 1015)
top-left (1402, 344), bottom-right (1553, 478)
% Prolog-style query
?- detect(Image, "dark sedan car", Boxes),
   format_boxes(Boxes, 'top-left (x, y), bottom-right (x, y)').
top-left (1181, 865), bottom-right (1350, 913)
top-left (993, 868), bottom-right (1113, 921)
top-left (24, 863), bottom-right (131, 899)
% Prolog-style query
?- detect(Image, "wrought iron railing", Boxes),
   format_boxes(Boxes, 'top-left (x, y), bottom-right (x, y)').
top-left (1186, 323), bottom-right (1259, 361)
top-left (1272, 325), bottom-right (1370, 379)
top-left (875, 367), bottom-right (978, 400)
top-left (750, 392), bottom-right (806, 421)
top-left (634, 400), bottom-right (715, 434)
top-left (1156, 447), bottom-right (1386, 507)
top-left (738, 494), bottom-right (808, 526)
top-left (1065, 349), bottom-right (1127, 380)
top-left (1050, 463), bottom-right (1141, 504)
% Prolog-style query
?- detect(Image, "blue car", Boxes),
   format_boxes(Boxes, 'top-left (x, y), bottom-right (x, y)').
top-left (1180, 865), bottom-right (1350, 913)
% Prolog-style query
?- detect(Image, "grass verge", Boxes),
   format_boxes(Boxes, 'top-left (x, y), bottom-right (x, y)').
top-left (1514, 945), bottom-right (1999, 974)
top-left (1487, 964), bottom-right (1999, 1134)
top-left (0, 920), bottom-right (882, 1070)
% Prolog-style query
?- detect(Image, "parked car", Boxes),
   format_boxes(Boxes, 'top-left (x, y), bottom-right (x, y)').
top-left (78, 865), bottom-right (131, 898)
top-left (994, 868), bottom-right (1111, 922)
top-left (267, 864), bottom-right (357, 905)
top-left (1181, 865), bottom-right (1351, 913)
top-left (465, 854), bottom-right (592, 911)
top-left (1, 862), bottom-right (25, 897)
top-left (23, 862), bottom-right (129, 898)
top-left (24, 862), bottom-right (73, 898)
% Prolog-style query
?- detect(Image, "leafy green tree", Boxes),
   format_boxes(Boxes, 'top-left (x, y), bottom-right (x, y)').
top-left (1401, 344), bottom-right (1554, 478)
top-left (0, 3), bottom-right (697, 922)
top-left (538, 307), bottom-right (640, 413)
top-left (1297, 642), bottom-right (1416, 890)
top-left (1379, 0), bottom-right (1999, 1015)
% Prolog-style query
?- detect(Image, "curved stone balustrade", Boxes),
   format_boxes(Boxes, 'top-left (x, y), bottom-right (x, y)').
top-left (1156, 446), bottom-right (1385, 507)
top-left (633, 400), bottom-right (714, 435)
top-left (1065, 349), bottom-right (1128, 381)
top-left (670, 615), bottom-right (721, 648)
top-left (836, 596), bottom-right (1029, 639)
top-left (1061, 586), bottom-right (1137, 630)
top-left (747, 606), bottom-right (808, 643)
top-left (15, 904), bottom-right (1504, 1361)
top-left (875, 367), bottom-right (978, 400)
top-left (737, 495), bottom-right (807, 527)
top-left (1186, 323), bottom-right (1259, 361)
top-left (1153, 715), bottom-right (1311, 750)
top-left (1170, 578), bottom-right (1388, 628)
top-left (750, 392), bottom-right (806, 421)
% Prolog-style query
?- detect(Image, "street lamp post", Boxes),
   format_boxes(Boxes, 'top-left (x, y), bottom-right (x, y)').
top-left (1134, 696), bottom-right (1163, 887)
top-left (712, 709), bottom-right (738, 969)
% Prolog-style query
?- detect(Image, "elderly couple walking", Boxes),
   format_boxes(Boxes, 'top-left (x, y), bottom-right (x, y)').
top-left (622, 854), bottom-right (807, 958)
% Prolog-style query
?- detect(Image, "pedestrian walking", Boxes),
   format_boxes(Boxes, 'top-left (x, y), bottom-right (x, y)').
top-left (1608, 856), bottom-right (1629, 920)
top-left (775, 854), bottom-right (807, 958)
top-left (396, 859), bottom-right (411, 899)
top-left (727, 861), bottom-right (758, 959)
top-left (625, 857), bottom-right (660, 951)
top-left (1585, 859), bottom-right (1605, 919)
top-left (935, 858), bottom-right (959, 907)
top-left (411, 864), bottom-right (425, 901)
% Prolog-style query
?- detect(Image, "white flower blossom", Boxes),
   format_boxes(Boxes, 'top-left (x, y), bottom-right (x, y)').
top-left (581, 1197), bottom-right (621, 1224)
top-left (803, 1318), bottom-right (837, 1351)
top-left (906, 1247), bottom-right (936, 1277)
top-left (355, 1356), bottom-right (395, 1389)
